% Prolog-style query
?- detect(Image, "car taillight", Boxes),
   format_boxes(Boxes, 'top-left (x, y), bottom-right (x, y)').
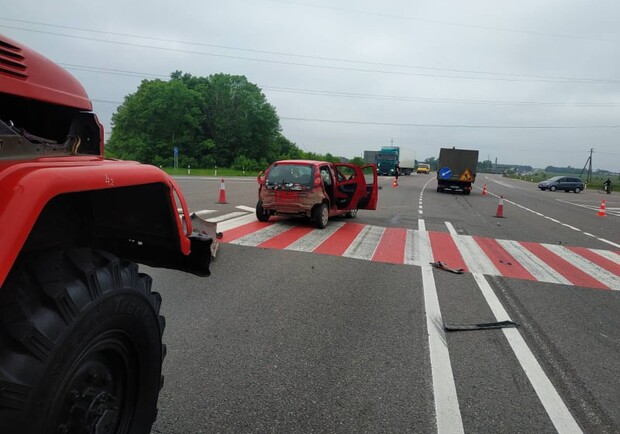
top-left (313, 172), bottom-right (321, 187)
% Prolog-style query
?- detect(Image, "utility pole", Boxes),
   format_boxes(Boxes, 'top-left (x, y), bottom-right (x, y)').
top-left (588, 148), bottom-right (593, 184)
top-left (580, 148), bottom-right (594, 184)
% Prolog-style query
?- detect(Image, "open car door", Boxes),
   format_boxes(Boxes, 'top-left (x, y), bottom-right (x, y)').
top-left (333, 163), bottom-right (378, 211)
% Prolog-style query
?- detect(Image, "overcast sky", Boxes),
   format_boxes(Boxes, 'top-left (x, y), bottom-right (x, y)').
top-left (2, 0), bottom-right (619, 170)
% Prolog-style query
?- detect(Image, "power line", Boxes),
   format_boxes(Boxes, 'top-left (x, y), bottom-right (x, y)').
top-left (58, 63), bottom-right (620, 107)
top-left (0, 17), bottom-right (616, 84)
top-left (259, 0), bottom-right (620, 45)
top-left (279, 116), bottom-right (620, 129)
top-left (2, 22), bottom-right (619, 84)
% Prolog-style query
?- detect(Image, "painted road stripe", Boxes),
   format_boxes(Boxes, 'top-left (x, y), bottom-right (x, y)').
top-left (217, 212), bottom-right (259, 233)
top-left (428, 232), bottom-right (468, 272)
top-left (258, 225), bottom-right (316, 249)
top-left (472, 273), bottom-right (583, 434)
top-left (216, 217), bottom-right (619, 290)
top-left (343, 225), bottom-right (384, 260)
top-left (542, 244), bottom-right (618, 290)
top-left (372, 227), bottom-right (407, 263)
top-left (422, 262), bottom-right (464, 434)
top-left (522, 242), bottom-right (606, 289)
top-left (445, 223), bottom-right (500, 276)
top-left (589, 248), bottom-right (620, 265)
top-left (411, 229), bottom-right (434, 266)
top-left (314, 223), bottom-right (365, 256)
top-left (207, 211), bottom-right (249, 223)
top-left (285, 221), bottom-right (345, 252)
top-left (405, 229), bottom-right (416, 265)
top-left (236, 205), bottom-right (256, 212)
top-left (474, 236), bottom-right (536, 281)
top-left (496, 240), bottom-right (571, 285)
top-left (231, 222), bottom-right (293, 246)
top-left (220, 220), bottom-right (272, 243)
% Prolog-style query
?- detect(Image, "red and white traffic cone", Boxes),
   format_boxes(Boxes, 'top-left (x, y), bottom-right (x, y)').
top-left (597, 199), bottom-right (607, 217)
top-left (218, 178), bottom-right (228, 204)
top-left (482, 184), bottom-right (487, 196)
top-left (494, 195), bottom-right (505, 218)
top-left (393, 177), bottom-right (398, 188)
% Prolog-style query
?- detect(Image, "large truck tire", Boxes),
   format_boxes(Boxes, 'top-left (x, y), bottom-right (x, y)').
top-left (0, 248), bottom-right (165, 434)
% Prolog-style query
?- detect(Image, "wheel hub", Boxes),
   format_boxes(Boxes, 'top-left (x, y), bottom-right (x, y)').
top-left (55, 359), bottom-right (123, 434)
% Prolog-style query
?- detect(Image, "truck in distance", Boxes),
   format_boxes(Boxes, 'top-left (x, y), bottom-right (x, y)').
top-left (375, 146), bottom-right (399, 176)
top-left (436, 147), bottom-right (479, 194)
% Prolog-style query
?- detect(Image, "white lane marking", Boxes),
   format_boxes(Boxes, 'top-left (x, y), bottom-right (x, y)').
top-left (542, 244), bottom-right (619, 290)
top-left (472, 273), bottom-right (583, 434)
top-left (598, 238), bottom-right (620, 249)
top-left (445, 222), bottom-right (500, 276)
top-left (285, 221), bottom-right (346, 252)
top-left (561, 223), bottom-right (580, 232)
top-left (206, 211), bottom-right (248, 222)
top-left (343, 225), bottom-right (384, 260)
top-left (488, 179), bottom-right (516, 189)
top-left (416, 229), bottom-right (434, 265)
top-left (231, 222), bottom-right (294, 246)
top-left (216, 212), bottom-right (258, 232)
top-left (422, 263), bottom-right (464, 434)
top-left (494, 194), bottom-right (618, 248)
top-left (591, 248), bottom-right (620, 265)
top-left (405, 229), bottom-right (416, 265)
top-left (236, 205), bottom-right (256, 212)
top-left (496, 240), bottom-right (571, 285)
top-left (445, 222), bottom-right (458, 236)
top-left (417, 219), bottom-right (463, 433)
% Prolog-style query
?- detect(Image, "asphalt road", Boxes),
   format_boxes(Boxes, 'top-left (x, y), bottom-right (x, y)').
top-left (151, 174), bottom-right (619, 433)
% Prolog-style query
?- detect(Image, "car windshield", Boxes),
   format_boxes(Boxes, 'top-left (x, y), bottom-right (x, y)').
top-left (265, 164), bottom-right (313, 189)
top-left (546, 176), bottom-right (563, 182)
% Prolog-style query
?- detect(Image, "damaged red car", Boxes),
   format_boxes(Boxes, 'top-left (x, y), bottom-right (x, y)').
top-left (256, 159), bottom-right (378, 228)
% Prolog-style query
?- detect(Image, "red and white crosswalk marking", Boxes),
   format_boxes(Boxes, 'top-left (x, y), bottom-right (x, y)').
top-left (210, 210), bottom-right (619, 290)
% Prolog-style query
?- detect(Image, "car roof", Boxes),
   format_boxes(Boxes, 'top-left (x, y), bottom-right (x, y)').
top-left (271, 159), bottom-right (330, 166)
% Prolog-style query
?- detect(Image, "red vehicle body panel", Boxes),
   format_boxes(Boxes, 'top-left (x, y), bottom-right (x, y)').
top-left (0, 157), bottom-right (194, 287)
top-left (0, 34), bottom-right (92, 110)
top-left (0, 34), bottom-right (215, 287)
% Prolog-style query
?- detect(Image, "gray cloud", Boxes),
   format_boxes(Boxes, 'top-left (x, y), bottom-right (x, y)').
top-left (3, 0), bottom-right (619, 170)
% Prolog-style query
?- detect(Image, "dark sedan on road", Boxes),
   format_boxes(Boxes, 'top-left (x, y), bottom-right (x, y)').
top-left (538, 176), bottom-right (584, 193)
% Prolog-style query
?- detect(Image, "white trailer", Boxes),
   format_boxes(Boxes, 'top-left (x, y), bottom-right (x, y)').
top-left (399, 149), bottom-right (415, 175)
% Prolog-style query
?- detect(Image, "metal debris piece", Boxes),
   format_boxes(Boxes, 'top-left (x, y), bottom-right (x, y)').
top-left (444, 320), bottom-right (520, 332)
top-left (430, 261), bottom-right (464, 274)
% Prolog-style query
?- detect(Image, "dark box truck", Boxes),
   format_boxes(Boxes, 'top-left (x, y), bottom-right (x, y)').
top-left (436, 147), bottom-right (479, 195)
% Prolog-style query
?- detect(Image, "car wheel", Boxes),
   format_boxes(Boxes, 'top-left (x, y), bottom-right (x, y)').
top-left (345, 208), bottom-right (358, 218)
top-left (313, 203), bottom-right (329, 229)
top-left (256, 200), bottom-right (270, 222)
top-left (0, 248), bottom-right (164, 434)
top-left (575, 187), bottom-right (581, 193)
top-left (550, 185), bottom-right (557, 191)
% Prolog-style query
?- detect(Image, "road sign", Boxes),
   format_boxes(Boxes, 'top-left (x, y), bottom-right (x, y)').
top-left (439, 167), bottom-right (452, 179)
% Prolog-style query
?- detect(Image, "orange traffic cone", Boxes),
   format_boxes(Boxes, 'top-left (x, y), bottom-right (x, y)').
top-left (597, 199), bottom-right (607, 217)
top-left (482, 184), bottom-right (487, 196)
top-left (393, 177), bottom-right (398, 188)
top-left (218, 178), bottom-right (228, 204)
top-left (494, 195), bottom-right (505, 218)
